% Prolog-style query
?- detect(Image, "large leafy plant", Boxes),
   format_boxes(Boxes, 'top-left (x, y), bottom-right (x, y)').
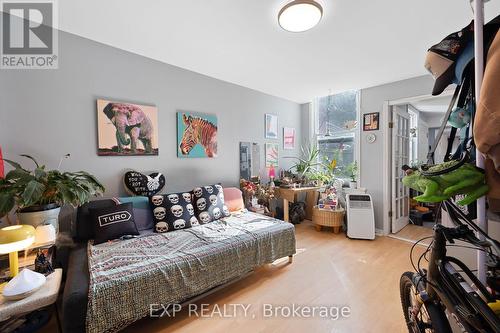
top-left (286, 142), bottom-right (322, 179)
top-left (0, 155), bottom-right (105, 216)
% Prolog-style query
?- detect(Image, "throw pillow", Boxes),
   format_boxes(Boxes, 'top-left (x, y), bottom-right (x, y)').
top-left (123, 171), bottom-right (165, 196)
top-left (118, 196), bottom-right (154, 231)
top-left (193, 184), bottom-right (230, 223)
top-left (149, 192), bottom-right (199, 233)
top-left (89, 202), bottom-right (139, 245)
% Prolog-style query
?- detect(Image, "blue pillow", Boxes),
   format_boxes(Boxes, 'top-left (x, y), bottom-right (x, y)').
top-left (119, 196), bottom-right (154, 231)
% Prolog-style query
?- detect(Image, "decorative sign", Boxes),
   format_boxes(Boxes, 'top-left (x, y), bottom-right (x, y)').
top-left (123, 171), bottom-right (165, 196)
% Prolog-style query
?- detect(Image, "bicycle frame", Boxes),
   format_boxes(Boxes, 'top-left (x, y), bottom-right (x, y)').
top-left (420, 201), bottom-right (500, 332)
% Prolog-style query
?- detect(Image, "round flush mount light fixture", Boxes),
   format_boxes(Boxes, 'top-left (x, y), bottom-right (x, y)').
top-left (278, 0), bottom-right (323, 32)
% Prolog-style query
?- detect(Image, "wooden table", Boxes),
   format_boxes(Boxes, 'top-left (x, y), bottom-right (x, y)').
top-left (275, 186), bottom-right (320, 222)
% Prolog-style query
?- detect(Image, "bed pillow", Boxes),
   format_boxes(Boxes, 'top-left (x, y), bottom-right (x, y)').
top-left (193, 184), bottom-right (230, 223)
top-left (89, 202), bottom-right (139, 245)
top-left (149, 192), bottom-right (199, 233)
top-left (118, 196), bottom-right (154, 231)
top-left (222, 187), bottom-right (245, 212)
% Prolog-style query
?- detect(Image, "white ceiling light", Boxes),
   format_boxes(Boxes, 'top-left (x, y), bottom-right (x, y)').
top-left (278, 0), bottom-right (323, 32)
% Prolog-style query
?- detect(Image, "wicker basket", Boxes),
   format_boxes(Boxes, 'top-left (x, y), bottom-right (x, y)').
top-left (312, 206), bottom-right (345, 233)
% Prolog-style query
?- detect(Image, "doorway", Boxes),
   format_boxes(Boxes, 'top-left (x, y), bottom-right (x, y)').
top-left (385, 93), bottom-right (454, 242)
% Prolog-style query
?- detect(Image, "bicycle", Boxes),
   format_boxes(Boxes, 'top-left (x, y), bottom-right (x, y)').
top-left (400, 199), bottom-right (500, 333)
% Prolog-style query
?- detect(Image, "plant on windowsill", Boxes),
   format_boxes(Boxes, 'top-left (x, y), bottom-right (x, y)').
top-left (0, 155), bottom-right (105, 230)
top-left (346, 161), bottom-right (358, 189)
top-left (285, 142), bottom-right (322, 186)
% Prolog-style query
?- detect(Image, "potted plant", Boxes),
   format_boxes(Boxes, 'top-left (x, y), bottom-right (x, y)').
top-left (285, 142), bottom-right (322, 185)
top-left (346, 161), bottom-right (358, 189)
top-left (0, 155), bottom-right (105, 232)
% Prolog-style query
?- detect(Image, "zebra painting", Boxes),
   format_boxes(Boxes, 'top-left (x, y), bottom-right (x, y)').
top-left (177, 112), bottom-right (218, 158)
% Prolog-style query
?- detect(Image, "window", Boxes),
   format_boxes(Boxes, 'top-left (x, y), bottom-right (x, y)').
top-left (314, 90), bottom-right (359, 179)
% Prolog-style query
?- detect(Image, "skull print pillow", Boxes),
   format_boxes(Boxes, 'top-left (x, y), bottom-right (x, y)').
top-left (193, 184), bottom-right (230, 223)
top-left (149, 191), bottom-right (199, 233)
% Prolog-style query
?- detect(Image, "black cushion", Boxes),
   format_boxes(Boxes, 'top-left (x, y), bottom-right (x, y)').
top-left (89, 202), bottom-right (139, 245)
top-left (192, 184), bottom-right (230, 223)
top-left (75, 199), bottom-right (116, 241)
top-left (149, 192), bottom-right (199, 233)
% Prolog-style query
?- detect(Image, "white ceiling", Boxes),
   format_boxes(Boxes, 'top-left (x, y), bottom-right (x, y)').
top-left (58, 0), bottom-right (500, 103)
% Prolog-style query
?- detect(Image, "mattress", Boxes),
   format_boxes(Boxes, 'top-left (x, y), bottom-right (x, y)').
top-left (83, 211), bottom-right (296, 333)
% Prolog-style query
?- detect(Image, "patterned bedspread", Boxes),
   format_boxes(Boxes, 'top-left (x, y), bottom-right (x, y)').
top-left (86, 211), bottom-right (296, 333)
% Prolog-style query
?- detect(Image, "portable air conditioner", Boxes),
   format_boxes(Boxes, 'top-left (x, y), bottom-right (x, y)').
top-left (346, 194), bottom-right (375, 240)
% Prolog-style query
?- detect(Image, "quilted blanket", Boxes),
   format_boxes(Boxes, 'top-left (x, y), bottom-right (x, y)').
top-left (86, 211), bottom-right (296, 333)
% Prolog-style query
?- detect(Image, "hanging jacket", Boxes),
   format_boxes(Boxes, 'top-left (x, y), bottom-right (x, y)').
top-left (475, 30), bottom-right (500, 212)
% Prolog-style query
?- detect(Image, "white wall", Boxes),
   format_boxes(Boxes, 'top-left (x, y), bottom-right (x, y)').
top-left (360, 75), bottom-right (436, 231)
top-left (300, 76), bottom-right (437, 231)
top-left (0, 30), bottom-right (302, 197)
top-left (417, 116), bottom-right (430, 163)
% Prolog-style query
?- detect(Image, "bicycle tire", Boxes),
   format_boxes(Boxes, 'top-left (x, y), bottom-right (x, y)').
top-left (400, 272), bottom-right (452, 333)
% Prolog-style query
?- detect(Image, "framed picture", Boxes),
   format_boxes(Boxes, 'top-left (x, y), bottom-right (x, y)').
top-left (177, 111), bottom-right (218, 158)
top-left (363, 112), bottom-right (380, 131)
top-left (265, 114), bottom-right (278, 139)
top-left (97, 99), bottom-right (159, 156)
top-left (283, 127), bottom-right (296, 150)
top-left (265, 143), bottom-right (279, 168)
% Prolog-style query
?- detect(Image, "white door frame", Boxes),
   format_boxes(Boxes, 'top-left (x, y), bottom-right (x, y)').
top-left (382, 89), bottom-right (455, 235)
top-left (391, 105), bottom-right (411, 233)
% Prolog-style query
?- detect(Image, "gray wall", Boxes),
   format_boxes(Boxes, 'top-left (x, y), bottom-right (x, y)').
top-left (0, 31), bottom-right (301, 196)
top-left (360, 75), bottom-right (435, 230)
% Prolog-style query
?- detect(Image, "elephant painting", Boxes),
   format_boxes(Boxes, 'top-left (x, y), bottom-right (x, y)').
top-left (97, 100), bottom-right (159, 156)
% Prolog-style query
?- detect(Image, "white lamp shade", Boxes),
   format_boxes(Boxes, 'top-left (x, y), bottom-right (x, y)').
top-left (278, 0), bottom-right (323, 32)
top-left (34, 224), bottom-right (56, 245)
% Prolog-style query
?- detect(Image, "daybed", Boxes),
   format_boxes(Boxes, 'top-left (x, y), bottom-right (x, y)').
top-left (61, 190), bottom-right (296, 333)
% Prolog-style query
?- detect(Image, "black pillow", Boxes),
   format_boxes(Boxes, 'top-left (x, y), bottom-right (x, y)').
top-left (89, 202), bottom-right (139, 245)
top-left (192, 184), bottom-right (230, 223)
top-left (76, 199), bottom-right (117, 241)
top-left (149, 192), bottom-right (199, 233)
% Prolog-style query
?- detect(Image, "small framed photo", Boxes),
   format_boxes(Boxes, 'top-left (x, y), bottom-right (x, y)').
top-left (283, 127), bottom-right (296, 150)
top-left (265, 114), bottom-right (278, 139)
top-left (363, 112), bottom-right (379, 131)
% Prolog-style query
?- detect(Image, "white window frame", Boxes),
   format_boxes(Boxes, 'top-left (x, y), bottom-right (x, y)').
top-left (312, 90), bottom-right (361, 185)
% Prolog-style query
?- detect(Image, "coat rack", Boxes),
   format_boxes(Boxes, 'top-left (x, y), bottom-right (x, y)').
top-left (472, 0), bottom-right (487, 284)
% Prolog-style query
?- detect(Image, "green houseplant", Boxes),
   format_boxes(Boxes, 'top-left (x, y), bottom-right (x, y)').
top-left (0, 155), bottom-right (105, 229)
top-left (346, 161), bottom-right (358, 189)
top-left (285, 142), bottom-right (322, 184)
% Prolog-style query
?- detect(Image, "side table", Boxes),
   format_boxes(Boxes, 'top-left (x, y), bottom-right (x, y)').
top-left (275, 186), bottom-right (320, 222)
top-left (0, 268), bottom-right (63, 332)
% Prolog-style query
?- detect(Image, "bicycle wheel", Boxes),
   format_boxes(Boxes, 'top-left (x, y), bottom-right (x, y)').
top-left (400, 272), bottom-right (452, 333)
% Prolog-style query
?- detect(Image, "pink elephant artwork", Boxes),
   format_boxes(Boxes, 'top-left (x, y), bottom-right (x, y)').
top-left (97, 99), bottom-right (159, 156)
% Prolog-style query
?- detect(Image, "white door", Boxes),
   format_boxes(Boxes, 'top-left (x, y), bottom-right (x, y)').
top-left (391, 106), bottom-right (410, 233)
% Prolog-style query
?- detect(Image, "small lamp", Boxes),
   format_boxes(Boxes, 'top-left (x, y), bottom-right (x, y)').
top-left (0, 225), bottom-right (35, 278)
top-left (268, 166), bottom-right (276, 188)
top-left (34, 224), bottom-right (56, 246)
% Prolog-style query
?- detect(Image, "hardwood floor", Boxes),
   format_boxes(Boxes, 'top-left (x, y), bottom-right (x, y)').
top-left (390, 224), bottom-right (434, 245)
top-left (46, 221), bottom-right (422, 333)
